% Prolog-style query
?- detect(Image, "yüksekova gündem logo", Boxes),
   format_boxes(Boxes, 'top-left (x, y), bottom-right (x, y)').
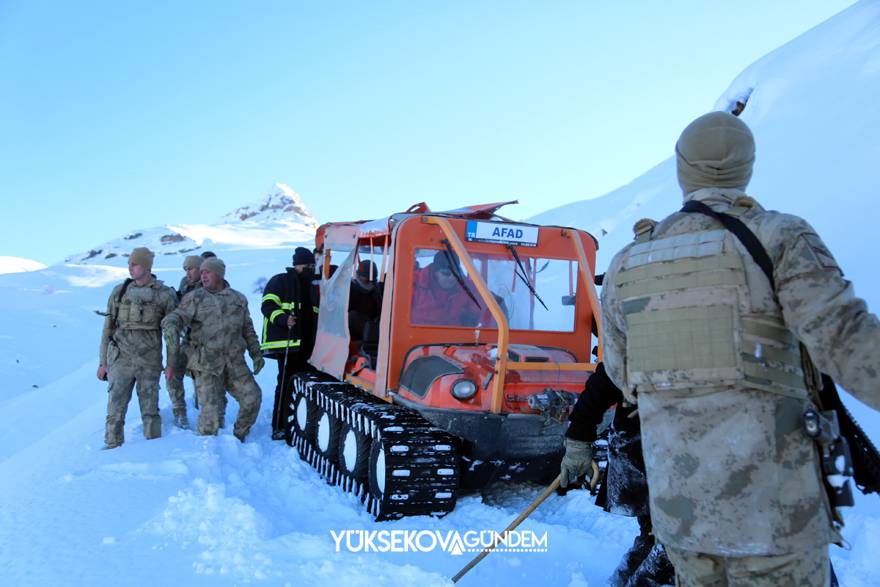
top-left (330, 529), bottom-right (548, 555)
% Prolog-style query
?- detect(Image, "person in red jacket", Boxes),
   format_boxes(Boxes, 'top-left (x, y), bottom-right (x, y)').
top-left (411, 251), bottom-right (483, 327)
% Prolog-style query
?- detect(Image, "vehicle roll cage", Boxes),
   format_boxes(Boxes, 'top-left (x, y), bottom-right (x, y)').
top-left (315, 206), bottom-right (602, 414)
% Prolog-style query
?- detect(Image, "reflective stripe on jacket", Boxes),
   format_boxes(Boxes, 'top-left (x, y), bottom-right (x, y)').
top-left (260, 268), bottom-right (318, 353)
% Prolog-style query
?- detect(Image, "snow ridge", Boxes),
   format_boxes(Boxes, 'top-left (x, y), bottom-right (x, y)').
top-left (64, 182), bottom-right (319, 265)
top-left (0, 256), bottom-right (47, 275)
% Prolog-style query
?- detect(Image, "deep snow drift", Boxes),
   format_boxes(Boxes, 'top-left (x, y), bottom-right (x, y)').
top-left (3, 4), bottom-right (880, 586)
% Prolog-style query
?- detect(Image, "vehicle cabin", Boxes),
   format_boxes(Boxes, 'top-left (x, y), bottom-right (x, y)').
top-left (309, 201), bottom-right (602, 418)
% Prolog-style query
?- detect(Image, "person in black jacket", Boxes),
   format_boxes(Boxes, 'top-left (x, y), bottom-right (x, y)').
top-left (561, 363), bottom-right (674, 587)
top-left (261, 247), bottom-right (319, 439)
top-left (348, 261), bottom-right (382, 339)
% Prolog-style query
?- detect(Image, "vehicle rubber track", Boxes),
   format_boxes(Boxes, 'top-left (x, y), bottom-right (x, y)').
top-left (288, 373), bottom-right (460, 521)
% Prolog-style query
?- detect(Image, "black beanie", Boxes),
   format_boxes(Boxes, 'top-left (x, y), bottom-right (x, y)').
top-left (293, 247), bottom-right (315, 266)
top-left (357, 260), bottom-right (378, 279)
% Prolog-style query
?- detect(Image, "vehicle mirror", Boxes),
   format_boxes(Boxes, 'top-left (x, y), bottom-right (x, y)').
top-left (561, 294), bottom-right (576, 306)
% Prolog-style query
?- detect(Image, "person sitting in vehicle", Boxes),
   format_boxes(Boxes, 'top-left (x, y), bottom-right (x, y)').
top-left (411, 251), bottom-right (484, 326)
top-left (349, 260), bottom-right (382, 340)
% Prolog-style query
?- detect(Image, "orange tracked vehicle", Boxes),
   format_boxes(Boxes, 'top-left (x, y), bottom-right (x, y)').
top-left (285, 201), bottom-right (602, 520)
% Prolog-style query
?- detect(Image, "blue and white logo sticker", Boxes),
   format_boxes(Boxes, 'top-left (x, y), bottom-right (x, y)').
top-left (465, 221), bottom-right (539, 247)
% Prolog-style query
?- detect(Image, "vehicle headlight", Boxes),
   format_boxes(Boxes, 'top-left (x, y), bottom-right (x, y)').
top-left (451, 379), bottom-right (478, 401)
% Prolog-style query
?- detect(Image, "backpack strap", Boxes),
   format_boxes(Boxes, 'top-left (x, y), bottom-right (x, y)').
top-left (681, 199), bottom-right (775, 290)
top-left (117, 278), bottom-right (134, 303)
top-left (112, 278), bottom-right (134, 324)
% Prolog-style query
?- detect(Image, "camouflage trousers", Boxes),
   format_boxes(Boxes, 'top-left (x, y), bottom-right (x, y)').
top-left (166, 350), bottom-right (189, 416)
top-left (666, 545), bottom-right (828, 587)
top-left (105, 361), bottom-right (162, 447)
top-left (192, 361), bottom-right (261, 441)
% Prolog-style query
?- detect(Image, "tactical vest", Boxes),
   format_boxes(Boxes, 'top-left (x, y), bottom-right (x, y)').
top-left (613, 216), bottom-right (808, 400)
top-left (116, 283), bottom-right (163, 330)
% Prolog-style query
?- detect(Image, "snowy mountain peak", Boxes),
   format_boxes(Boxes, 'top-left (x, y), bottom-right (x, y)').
top-left (219, 183), bottom-right (317, 227)
top-left (64, 183), bottom-right (319, 266)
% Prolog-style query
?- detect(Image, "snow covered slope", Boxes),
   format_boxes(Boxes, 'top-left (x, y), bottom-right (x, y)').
top-left (3, 3), bottom-right (880, 585)
top-left (0, 256), bottom-right (47, 275)
top-left (0, 183), bottom-right (642, 586)
top-left (532, 0), bottom-right (880, 314)
top-left (530, 1), bottom-right (880, 583)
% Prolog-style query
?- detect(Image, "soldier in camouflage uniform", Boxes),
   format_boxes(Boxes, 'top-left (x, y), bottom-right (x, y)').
top-left (599, 112), bottom-right (880, 586)
top-left (162, 257), bottom-right (265, 441)
top-left (177, 255), bottom-right (204, 298)
top-left (164, 254), bottom-right (203, 427)
top-left (97, 247), bottom-right (178, 449)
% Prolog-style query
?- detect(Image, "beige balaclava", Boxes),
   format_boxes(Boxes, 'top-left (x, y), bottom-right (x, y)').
top-left (676, 111), bottom-right (755, 196)
top-left (200, 257), bottom-right (226, 279)
top-left (129, 247), bottom-right (155, 272)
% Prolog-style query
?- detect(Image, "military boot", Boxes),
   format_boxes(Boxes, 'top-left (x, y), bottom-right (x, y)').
top-left (608, 515), bottom-right (655, 586)
top-left (142, 415), bottom-right (162, 440)
top-left (173, 407), bottom-right (190, 429)
top-left (625, 543), bottom-right (675, 587)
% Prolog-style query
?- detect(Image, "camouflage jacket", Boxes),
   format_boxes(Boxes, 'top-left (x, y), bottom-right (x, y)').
top-left (161, 283), bottom-right (261, 373)
top-left (99, 277), bottom-right (178, 369)
top-left (601, 187), bottom-right (880, 556)
top-left (177, 275), bottom-right (202, 300)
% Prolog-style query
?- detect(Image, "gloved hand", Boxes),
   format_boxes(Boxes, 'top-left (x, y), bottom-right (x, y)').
top-left (252, 355), bottom-right (265, 375)
top-left (560, 438), bottom-right (593, 488)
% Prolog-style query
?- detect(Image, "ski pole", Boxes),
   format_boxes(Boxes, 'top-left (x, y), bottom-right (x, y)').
top-left (272, 325), bottom-right (293, 436)
top-left (189, 345), bottom-right (199, 410)
top-left (193, 370), bottom-right (199, 410)
top-left (452, 475), bottom-right (562, 583)
top-left (452, 462), bottom-right (600, 583)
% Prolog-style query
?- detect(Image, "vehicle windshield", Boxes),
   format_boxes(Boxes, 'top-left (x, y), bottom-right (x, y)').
top-left (410, 248), bottom-right (576, 331)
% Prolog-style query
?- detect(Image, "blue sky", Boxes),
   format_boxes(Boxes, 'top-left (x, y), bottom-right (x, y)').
top-left (0, 0), bottom-right (855, 265)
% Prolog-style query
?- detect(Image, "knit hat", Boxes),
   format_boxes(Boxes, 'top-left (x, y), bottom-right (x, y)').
top-left (675, 111), bottom-right (755, 196)
top-left (129, 247), bottom-right (154, 271)
top-left (357, 260), bottom-right (378, 280)
top-left (183, 255), bottom-right (203, 270)
top-left (432, 250), bottom-right (455, 272)
top-left (200, 250), bottom-right (217, 259)
top-left (200, 257), bottom-right (226, 279)
top-left (292, 247), bottom-right (315, 266)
